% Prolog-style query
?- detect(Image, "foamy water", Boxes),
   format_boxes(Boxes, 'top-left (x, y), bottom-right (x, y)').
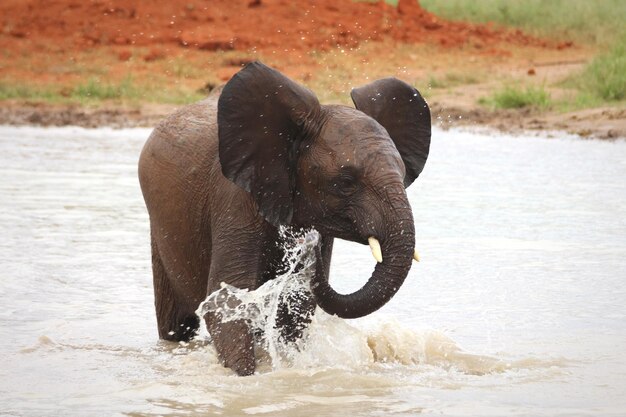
top-left (0, 125), bottom-right (625, 416)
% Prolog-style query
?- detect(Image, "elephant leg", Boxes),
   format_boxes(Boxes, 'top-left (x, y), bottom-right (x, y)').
top-left (275, 288), bottom-right (315, 343)
top-left (202, 231), bottom-right (269, 375)
top-left (275, 234), bottom-right (333, 344)
top-left (151, 235), bottom-right (199, 342)
top-left (205, 312), bottom-right (255, 376)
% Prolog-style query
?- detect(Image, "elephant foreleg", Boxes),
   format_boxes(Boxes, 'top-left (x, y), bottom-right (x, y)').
top-left (205, 311), bottom-right (255, 376)
top-left (275, 288), bottom-right (315, 344)
top-left (203, 230), bottom-right (268, 375)
top-left (275, 233), bottom-right (333, 344)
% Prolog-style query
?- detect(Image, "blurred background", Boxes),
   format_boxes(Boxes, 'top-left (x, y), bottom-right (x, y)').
top-left (0, 0), bottom-right (624, 137)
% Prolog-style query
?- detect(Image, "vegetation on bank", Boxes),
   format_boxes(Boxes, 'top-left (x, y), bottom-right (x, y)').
top-left (417, 0), bottom-right (625, 110)
top-left (428, 72), bottom-right (480, 90)
top-left (478, 35), bottom-right (625, 111)
top-left (0, 84), bottom-right (58, 102)
top-left (480, 85), bottom-right (551, 110)
top-left (419, 0), bottom-right (626, 46)
top-left (0, 76), bottom-right (204, 105)
top-left (577, 35), bottom-right (626, 102)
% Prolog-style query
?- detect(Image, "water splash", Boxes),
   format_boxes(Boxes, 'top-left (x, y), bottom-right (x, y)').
top-left (196, 228), bottom-right (320, 369)
top-left (194, 228), bottom-right (552, 375)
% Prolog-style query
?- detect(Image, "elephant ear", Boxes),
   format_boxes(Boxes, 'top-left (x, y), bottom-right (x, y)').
top-left (351, 78), bottom-right (431, 187)
top-left (218, 61), bottom-right (320, 226)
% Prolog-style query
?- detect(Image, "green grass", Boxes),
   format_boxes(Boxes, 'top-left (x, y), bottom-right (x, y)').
top-left (0, 75), bottom-right (204, 105)
top-left (557, 34), bottom-right (626, 109)
top-left (480, 84), bottom-right (551, 110)
top-left (579, 36), bottom-right (626, 101)
top-left (71, 76), bottom-right (140, 101)
top-left (428, 72), bottom-right (480, 89)
top-left (0, 77), bottom-right (144, 103)
top-left (0, 83), bottom-right (59, 101)
top-left (419, 0), bottom-right (626, 46)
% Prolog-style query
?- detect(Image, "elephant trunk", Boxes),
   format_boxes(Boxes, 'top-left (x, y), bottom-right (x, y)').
top-left (311, 190), bottom-right (415, 319)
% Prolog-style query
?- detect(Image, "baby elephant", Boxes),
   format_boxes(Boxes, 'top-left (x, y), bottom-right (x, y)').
top-left (138, 61), bottom-right (431, 375)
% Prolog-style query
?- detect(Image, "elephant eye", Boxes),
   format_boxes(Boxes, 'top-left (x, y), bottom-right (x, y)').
top-left (332, 172), bottom-right (358, 196)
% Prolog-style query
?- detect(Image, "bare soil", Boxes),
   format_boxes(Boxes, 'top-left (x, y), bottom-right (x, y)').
top-left (2, 99), bottom-right (623, 140)
top-left (0, 0), bottom-right (551, 57)
top-left (0, 0), bottom-right (623, 139)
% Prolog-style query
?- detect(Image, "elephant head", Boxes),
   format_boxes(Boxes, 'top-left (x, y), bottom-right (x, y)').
top-left (218, 61), bottom-right (430, 319)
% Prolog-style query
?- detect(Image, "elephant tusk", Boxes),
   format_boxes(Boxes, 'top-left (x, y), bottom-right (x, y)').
top-left (368, 237), bottom-right (383, 263)
top-left (413, 249), bottom-right (420, 262)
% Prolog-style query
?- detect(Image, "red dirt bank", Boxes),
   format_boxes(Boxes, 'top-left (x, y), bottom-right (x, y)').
top-left (1, 0), bottom-right (550, 59)
top-left (6, 1), bottom-right (617, 139)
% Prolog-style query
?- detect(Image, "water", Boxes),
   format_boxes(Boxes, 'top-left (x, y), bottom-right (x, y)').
top-left (0, 125), bottom-right (625, 416)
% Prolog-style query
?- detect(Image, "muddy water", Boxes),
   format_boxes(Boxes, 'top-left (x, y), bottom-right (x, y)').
top-left (0, 125), bottom-right (625, 417)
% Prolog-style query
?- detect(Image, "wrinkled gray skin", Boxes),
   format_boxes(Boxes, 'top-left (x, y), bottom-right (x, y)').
top-left (138, 61), bottom-right (430, 375)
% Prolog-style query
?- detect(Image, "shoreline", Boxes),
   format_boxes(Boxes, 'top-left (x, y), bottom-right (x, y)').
top-left (1, 101), bottom-right (623, 140)
top-left (1, 0), bottom-right (624, 141)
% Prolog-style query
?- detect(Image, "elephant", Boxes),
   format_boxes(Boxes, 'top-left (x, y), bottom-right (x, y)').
top-left (138, 61), bottom-right (431, 375)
